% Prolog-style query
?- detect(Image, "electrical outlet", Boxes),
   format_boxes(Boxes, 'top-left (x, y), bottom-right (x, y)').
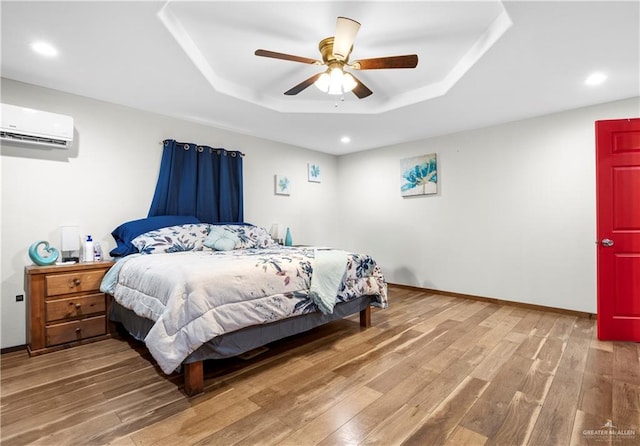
top-left (15, 294), bottom-right (24, 302)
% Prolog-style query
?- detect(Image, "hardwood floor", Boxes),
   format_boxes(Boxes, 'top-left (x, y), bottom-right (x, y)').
top-left (1, 286), bottom-right (639, 445)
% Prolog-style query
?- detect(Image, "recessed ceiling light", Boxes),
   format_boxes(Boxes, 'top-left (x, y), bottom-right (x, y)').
top-left (341, 136), bottom-right (351, 143)
top-left (31, 41), bottom-right (58, 57)
top-left (585, 72), bottom-right (607, 86)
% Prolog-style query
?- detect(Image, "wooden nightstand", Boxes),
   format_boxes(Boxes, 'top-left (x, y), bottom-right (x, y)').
top-left (25, 260), bottom-right (115, 356)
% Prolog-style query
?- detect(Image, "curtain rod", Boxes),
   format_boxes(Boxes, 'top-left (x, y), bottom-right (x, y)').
top-left (161, 140), bottom-right (245, 156)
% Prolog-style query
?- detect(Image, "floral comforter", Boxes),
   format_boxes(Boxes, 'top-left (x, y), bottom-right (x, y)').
top-left (105, 246), bottom-right (387, 374)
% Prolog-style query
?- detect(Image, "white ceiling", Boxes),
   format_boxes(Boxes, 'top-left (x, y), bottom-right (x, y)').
top-left (1, 1), bottom-right (638, 155)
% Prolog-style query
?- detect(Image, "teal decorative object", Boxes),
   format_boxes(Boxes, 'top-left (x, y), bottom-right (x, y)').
top-left (28, 240), bottom-right (60, 266)
top-left (284, 227), bottom-right (293, 246)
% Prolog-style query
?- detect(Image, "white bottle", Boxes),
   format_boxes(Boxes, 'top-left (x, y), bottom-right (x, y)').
top-left (84, 235), bottom-right (94, 262)
top-left (93, 242), bottom-right (102, 261)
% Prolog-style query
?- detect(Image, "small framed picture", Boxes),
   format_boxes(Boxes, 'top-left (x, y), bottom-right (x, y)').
top-left (275, 174), bottom-right (291, 195)
top-left (400, 153), bottom-right (438, 196)
top-left (308, 163), bottom-right (321, 183)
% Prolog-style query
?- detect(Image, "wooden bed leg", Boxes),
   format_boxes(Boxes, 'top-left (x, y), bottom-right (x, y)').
top-left (183, 361), bottom-right (204, 396)
top-left (360, 306), bottom-right (371, 328)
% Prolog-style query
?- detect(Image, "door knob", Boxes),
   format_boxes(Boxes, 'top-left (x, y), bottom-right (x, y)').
top-left (601, 238), bottom-right (614, 247)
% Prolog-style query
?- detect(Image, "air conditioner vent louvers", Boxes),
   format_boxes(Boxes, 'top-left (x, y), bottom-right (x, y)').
top-left (0, 131), bottom-right (69, 147)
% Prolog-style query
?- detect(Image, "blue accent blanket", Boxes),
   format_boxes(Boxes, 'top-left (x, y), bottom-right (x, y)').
top-left (308, 249), bottom-right (348, 314)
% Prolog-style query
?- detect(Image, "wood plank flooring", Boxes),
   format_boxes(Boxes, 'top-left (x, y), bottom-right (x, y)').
top-left (1, 286), bottom-right (639, 445)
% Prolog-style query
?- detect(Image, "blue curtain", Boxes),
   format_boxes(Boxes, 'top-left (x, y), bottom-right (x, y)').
top-left (148, 139), bottom-right (244, 223)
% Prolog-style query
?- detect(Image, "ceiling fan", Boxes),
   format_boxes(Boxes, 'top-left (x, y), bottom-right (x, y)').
top-left (255, 17), bottom-right (418, 99)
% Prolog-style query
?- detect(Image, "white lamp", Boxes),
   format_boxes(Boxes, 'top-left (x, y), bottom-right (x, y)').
top-left (60, 225), bottom-right (80, 262)
top-left (269, 223), bottom-right (282, 244)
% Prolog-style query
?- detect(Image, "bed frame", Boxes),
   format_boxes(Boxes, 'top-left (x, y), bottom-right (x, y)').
top-left (183, 306), bottom-right (370, 395)
top-left (111, 297), bottom-right (373, 396)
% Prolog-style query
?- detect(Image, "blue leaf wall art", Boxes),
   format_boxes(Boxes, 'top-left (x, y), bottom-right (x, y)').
top-left (308, 163), bottom-right (321, 183)
top-left (400, 153), bottom-right (438, 196)
top-left (275, 174), bottom-right (291, 195)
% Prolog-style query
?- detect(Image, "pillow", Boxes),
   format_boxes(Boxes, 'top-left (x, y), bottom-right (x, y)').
top-left (109, 215), bottom-right (201, 257)
top-left (203, 227), bottom-right (240, 251)
top-left (245, 225), bottom-right (278, 249)
top-left (214, 224), bottom-right (276, 249)
top-left (132, 223), bottom-right (211, 254)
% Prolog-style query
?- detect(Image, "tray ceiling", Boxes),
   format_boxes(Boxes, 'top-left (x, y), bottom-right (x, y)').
top-left (1, 1), bottom-right (638, 154)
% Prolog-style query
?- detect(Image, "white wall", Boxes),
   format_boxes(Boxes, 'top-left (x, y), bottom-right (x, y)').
top-left (0, 79), bottom-right (338, 348)
top-left (2, 78), bottom-right (637, 349)
top-left (335, 97), bottom-right (639, 314)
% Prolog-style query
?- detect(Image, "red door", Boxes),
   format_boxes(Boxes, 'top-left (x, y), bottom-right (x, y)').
top-left (596, 118), bottom-right (640, 341)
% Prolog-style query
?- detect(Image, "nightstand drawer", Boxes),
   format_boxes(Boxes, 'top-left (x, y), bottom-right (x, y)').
top-left (45, 269), bottom-right (106, 297)
top-left (46, 315), bottom-right (106, 346)
top-left (46, 294), bottom-right (106, 322)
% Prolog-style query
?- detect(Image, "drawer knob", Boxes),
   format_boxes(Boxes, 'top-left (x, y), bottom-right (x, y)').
top-left (75, 327), bottom-right (81, 333)
top-left (75, 303), bottom-right (81, 309)
top-left (73, 278), bottom-right (81, 286)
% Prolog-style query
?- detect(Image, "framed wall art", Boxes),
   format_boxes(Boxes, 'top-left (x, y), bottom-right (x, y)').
top-left (308, 163), bottom-right (321, 183)
top-left (400, 153), bottom-right (438, 197)
top-left (274, 174), bottom-right (291, 195)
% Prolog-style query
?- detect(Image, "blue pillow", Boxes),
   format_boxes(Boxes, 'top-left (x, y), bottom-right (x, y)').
top-left (109, 215), bottom-right (201, 257)
top-left (204, 227), bottom-right (240, 251)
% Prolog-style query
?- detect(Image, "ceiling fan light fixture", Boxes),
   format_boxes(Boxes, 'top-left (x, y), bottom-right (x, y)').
top-left (315, 67), bottom-right (357, 95)
top-left (257, 16), bottom-right (416, 99)
top-left (342, 72), bottom-right (357, 93)
top-left (328, 67), bottom-right (344, 94)
top-left (333, 17), bottom-right (360, 60)
top-left (314, 72), bottom-right (331, 92)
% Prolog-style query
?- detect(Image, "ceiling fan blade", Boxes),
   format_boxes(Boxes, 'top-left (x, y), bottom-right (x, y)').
top-left (349, 73), bottom-right (373, 99)
top-left (255, 49), bottom-right (320, 65)
top-left (284, 73), bottom-right (323, 95)
top-left (333, 17), bottom-right (360, 61)
top-left (352, 54), bottom-right (419, 70)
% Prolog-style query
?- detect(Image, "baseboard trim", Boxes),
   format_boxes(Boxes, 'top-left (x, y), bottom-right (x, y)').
top-left (1, 344), bottom-right (27, 355)
top-left (388, 283), bottom-right (596, 320)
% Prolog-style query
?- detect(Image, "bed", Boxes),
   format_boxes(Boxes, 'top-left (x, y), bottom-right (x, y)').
top-left (101, 218), bottom-right (388, 395)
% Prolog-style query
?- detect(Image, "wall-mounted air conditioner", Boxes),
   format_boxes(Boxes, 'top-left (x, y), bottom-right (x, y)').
top-left (0, 103), bottom-right (74, 148)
